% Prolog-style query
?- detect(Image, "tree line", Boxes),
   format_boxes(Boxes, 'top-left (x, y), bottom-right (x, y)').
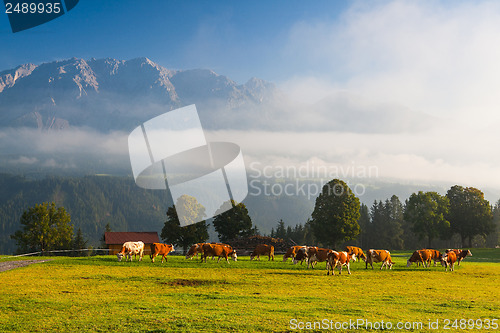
top-left (9, 178), bottom-right (500, 254)
top-left (267, 182), bottom-right (499, 250)
top-left (150, 179), bottom-right (499, 252)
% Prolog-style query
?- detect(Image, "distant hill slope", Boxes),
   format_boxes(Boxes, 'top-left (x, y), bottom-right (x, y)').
top-left (0, 174), bottom-right (315, 255)
top-left (0, 174), bottom-right (170, 254)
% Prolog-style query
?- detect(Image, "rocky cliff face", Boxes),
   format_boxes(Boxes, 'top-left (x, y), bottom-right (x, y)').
top-left (0, 57), bottom-right (279, 131)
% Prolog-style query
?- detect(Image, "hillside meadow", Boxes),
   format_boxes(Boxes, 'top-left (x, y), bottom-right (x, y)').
top-left (0, 249), bottom-right (499, 332)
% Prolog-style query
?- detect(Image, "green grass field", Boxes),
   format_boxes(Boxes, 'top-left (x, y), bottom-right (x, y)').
top-left (1, 249), bottom-right (499, 332)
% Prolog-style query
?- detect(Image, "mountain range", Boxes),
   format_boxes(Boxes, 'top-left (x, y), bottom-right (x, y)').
top-left (0, 57), bottom-right (279, 132)
top-left (0, 57), bottom-right (436, 133)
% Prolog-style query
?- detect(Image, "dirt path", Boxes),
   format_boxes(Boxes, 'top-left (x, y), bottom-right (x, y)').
top-left (0, 259), bottom-right (52, 273)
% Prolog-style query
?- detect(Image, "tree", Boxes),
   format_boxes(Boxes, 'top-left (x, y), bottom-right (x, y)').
top-left (310, 179), bottom-right (360, 249)
top-left (385, 195), bottom-right (405, 249)
top-left (486, 199), bottom-right (500, 247)
top-left (212, 200), bottom-right (253, 243)
top-left (370, 200), bottom-right (386, 248)
top-left (161, 207), bottom-right (209, 254)
top-left (11, 202), bottom-right (73, 254)
top-left (446, 185), bottom-right (494, 248)
top-left (404, 191), bottom-right (450, 248)
top-left (274, 219), bottom-right (286, 239)
top-left (161, 196), bottom-right (209, 254)
top-left (73, 228), bottom-right (88, 256)
top-left (356, 203), bottom-right (371, 248)
top-left (100, 223), bottom-right (112, 249)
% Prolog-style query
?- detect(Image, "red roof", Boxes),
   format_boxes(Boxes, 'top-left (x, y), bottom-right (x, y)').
top-left (105, 232), bottom-right (159, 245)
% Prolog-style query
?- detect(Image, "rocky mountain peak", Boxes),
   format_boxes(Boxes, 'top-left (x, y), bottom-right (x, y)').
top-left (0, 57), bottom-right (278, 131)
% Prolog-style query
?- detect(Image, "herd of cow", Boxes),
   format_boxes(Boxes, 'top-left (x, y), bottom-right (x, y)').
top-left (115, 241), bottom-right (471, 274)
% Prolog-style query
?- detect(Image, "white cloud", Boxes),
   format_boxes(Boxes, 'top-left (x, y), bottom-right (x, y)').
top-left (8, 156), bottom-right (38, 165)
top-left (283, 0), bottom-right (500, 126)
top-left (206, 126), bottom-right (500, 190)
top-left (0, 127), bottom-right (129, 156)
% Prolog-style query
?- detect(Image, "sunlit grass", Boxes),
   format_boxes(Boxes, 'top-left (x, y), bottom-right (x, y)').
top-left (0, 249), bottom-right (499, 332)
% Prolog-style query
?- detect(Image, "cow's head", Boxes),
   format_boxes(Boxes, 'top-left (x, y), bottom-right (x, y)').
top-left (116, 253), bottom-right (124, 261)
top-left (171, 245), bottom-right (175, 252)
top-left (231, 250), bottom-right (237, 262)
top-left (350, 254), bottom-right (357, 262)
top-left (440, 254), bottom-right (448, 266)
top-left (406, 259), bottom-right (412, 268)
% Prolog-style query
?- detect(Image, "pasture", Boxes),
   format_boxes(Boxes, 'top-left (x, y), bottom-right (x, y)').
top-left (0, 249), bottom-right (499, 332)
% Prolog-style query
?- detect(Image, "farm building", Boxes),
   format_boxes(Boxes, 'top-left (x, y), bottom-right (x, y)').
top-left (104, 232), bottom-right (160, 255)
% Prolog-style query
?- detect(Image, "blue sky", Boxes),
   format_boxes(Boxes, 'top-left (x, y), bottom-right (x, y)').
top-left (0, 0), bottom-right (348, 83)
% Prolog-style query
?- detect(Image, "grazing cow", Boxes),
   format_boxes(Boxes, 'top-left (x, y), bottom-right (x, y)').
top-left (293, 247), bottom-right (309, 265)
top-left (426, 249), bottom-right (442, 266)
top-left (327, 251), bottom-right (356, 275)
top-left (345, 246), bottom-right (366, 262)
top-left (441, 251), bottom-right (457, 271)
top-left (307, 247), bottom-right (332, 269)
top-left (201, 243), bottom-right (237, 263)
top-left (250, 244), bottom-right (274, 261)
top-left (457, 249), bottom-right (472, 265)
top-left (366, 249), bottom-right (394, 269)
top-left (186, 243), bottom-right (205, 259)
top-left (150, 243), bottom-right (175, 263)
top-left (283, 246), bottom-right (306, 262)
top-left (116, 241), bottom-right (144, 262)
top-left (407, 249), bottom-right (433, 268)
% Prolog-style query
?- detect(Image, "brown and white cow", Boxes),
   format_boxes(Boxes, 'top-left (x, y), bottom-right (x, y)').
top-left (186, 243), bottom-right (205, 259)
top-left (345, 246), bottom-right (366, 262)
top-left (150, 243), bottom-right (175, 263)
top-left (327, 251), bottom-right (356, 275)
top-left (283, 246), bottom-right (306, 262)
top-left (201, 243), bottom-right (237, 263)
top-left (116, 241), bottom-right (144, 262)
top-left (441, 251), bottom-right (457, 271)
top-left (407, 249), bottom-right (433, 268)
top-left (427, 249), bottom-right (442, 266)
top-left (250, 244), bottom-right (274, 261)
top-left (293, 247), bottom-right (309, 265)
top-left (366, 249), bottom-right (394, 270)
top-left (307, 247), bottom-right (333, 269)
top-left (446, 249), bottom-right (472, 266)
